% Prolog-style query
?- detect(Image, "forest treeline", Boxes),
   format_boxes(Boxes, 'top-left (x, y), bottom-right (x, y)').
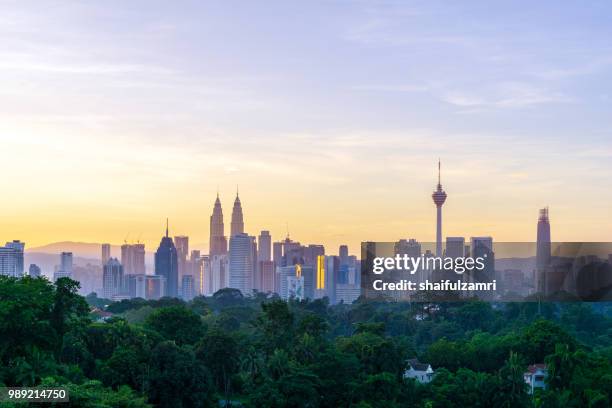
top-left (1, 275), bottom-right (611, 407)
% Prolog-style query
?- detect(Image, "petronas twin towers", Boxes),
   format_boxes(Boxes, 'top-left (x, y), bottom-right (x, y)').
top-left (209, 191), bottom-right (244, 256)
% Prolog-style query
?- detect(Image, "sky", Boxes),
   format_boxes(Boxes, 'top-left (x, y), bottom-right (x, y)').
top-left (1, 0), bottom-right (612, 255)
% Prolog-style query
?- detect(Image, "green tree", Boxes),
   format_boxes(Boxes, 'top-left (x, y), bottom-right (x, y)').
top-left (147, 341), bottom-right (214, 408)
top-left (145, 306), bottom-right (205, 345)
top-left (196, 328), bottom-right (240, 401)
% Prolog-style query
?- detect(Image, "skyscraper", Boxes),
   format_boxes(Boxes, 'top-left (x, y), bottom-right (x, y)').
top-left (121, 243), bottom-right (146, 275)
top-left (445, 237), bottom-right (465, 259)
top-left (432, 160), bottom-right (447, 257)
top-left (471, 237), bottom-right (495, 284)
top-left (174, 235), bottom-right (189, 278)
top-left (258, 230), bottom-right (272, 262)
top-left (230, 191), bottom-right (244, 237)
top-left (102, 258), bottom-right (124, 299)
top-left (145, 275), bottom-right (166, 300)
top-left (536, 208), bottom-right (551, 293)
top-left (209, 194), bottom-right (228, 256)
top-left (0, 240), bottom-right (25, 277)
top-left (273, 241), bottom-right (283, 264)
top-left (339, 245), bottom-right (349, 264)
top-left (54, 252), bottom-right (73, 281)
top-left (209, 254), bottom-right (229, 294)
top-left (101, 243), bottom-right (111, 265)
top-left (228, 232), bottom-right (255, 295)
top-left (258, 260), bottom-right (275, 293)
top-left (154, 220), bottom-right (179, 297)
top-left (181, 275), bottom-right (195, 301)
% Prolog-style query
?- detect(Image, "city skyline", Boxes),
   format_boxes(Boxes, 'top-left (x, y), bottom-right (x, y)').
top-left (2, 2), bottom-right (612, 252)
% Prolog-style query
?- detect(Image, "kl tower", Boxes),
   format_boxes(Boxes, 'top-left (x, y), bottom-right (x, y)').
top-left (432, 159), bottom-right (447, 257)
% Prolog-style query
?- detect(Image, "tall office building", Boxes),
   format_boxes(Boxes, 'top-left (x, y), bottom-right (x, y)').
top-left (536, 208), bottom-right (551, 294)
top-left (102, 258), bottom-right (124, 299)
top-left (304, 244), bottom-right (325, 266)
top-left (210, 194), bottom-right (228, 256)
top-left (145, 275), bottom-right (166, 300)
top-left (395, 239), bottom-right (421, 257)
top-left (101, 243), bottom-right (111, 265)
top-left (209, 254), bottom-right (229, 294)
top-left (127, 274), bottom-right (146, 298)
top-left (228, 233), bottom-right (255, 295)
top-left (339, 245), bottom-right (349, 264)
top-left (121, 243), bottom-right (145, 275)
top-left (258, 260), bottom-right (275, 293)
top-left (28, 264), bottom-right (41, 278)
top-left (471, 237), bottom-right (495, 284)
top-left (0, 240), bottom-right (25, 277)
top-left (186, 250), bottom-right (203, 296)
top-left (258, 231), bottom-right (272, 262)
top-left (230, 191), bottom-right (244, 237)
top-left (181, 275), bottom-right (195, 301)
top-left (54, 252), bottom-right (73, 281)
top-left (174, 235), bottom-right (189, 278)
top-left (432, 160), bottom-right (447, 257)
top-left (154, 220), bottom-right (179, 297)
top-left (273, 241), bottom-right (283, 264)
top-left (445, 237), bottom-right (465, 259)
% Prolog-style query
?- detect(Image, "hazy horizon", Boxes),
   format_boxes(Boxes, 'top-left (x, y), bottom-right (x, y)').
top-left (2, 1), bottom-right (612, 252)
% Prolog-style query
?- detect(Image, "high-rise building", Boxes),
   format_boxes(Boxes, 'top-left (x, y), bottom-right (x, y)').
top-left (102, 258), bottom-right (124, 299)
top-left (127, 274), bottom-right (146, 298)
top-left (54, 252), bottom-right (73, 281)
top-left (210, 194), bottom-right (228, 256)
top-left (536, 208), bottom-right (551, 294)
top-left (121, 243), bottom-right (145, 275)
top-left (445, 237), bottom-right (465, 259)
top-left (145, 275), bottom-right (166, 300)
top-left (339, 245), bottom-right (349, 264)
top-left (304, 244), bottom-right (325, 266)
top-left (209, 254), bottom-right (229, 294)
top-left (277, 264), bottom-right (297, 299)
top-left (154, 220), bottom-right (179, 297)
top-left (230, 191), bottom-right (244, 237)
top-left (228, 233), bottom-right (255, 295)
top-left (186, 250), bottom-right (203, 296)
top-left (181, 275), bottom-right (195, 301)
top-left (258, 231), bottom-right (272, 262)
top-left (28, 264), bottom-right (41, 278)
top-left (471, 237), bottom-right (495, 285)
top-left (0, 240), bottom-right (25, 277)
top-left (258, 260), bottom-right (275, 293)
top-left (174, 235), bottom-right (189, 278)
top-left (432, 160), bottom-right (447, 257)
top-left (326, 255), bottom-right (340, 304)
top-left (101, 243), bottom-right (111, 265)
top-left (273, 241), bottom-right (283, 264)
top-left (316, 255), bottom-right (326, 294)
top-left (395, 239), bottom-right (421, 257)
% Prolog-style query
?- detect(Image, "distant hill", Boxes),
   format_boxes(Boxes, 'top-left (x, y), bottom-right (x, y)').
top-left (27, 241), bottom-right (121, 259)
top-left (24, 252), bottom-right (100, 279)
top-left (26, 242), bottom-right (154, 275)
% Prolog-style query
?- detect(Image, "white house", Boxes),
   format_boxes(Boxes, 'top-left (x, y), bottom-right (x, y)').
top-left (404, 359), bottom-right (435, 383)
top-left (524, 364), bottom-right (547, 394)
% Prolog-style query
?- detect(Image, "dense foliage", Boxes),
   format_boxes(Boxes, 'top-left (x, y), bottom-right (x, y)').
top-left (1, 276), bottom-right (611, 407)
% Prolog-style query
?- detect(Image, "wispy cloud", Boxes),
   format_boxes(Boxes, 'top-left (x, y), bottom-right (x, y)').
top-left (440, 82), bottom-right (573, 110)
top-left (350, 84), bottom-right (429, 92)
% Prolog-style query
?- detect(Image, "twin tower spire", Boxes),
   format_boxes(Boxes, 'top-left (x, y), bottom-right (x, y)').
top-left (209, 190), bottom-right (244, 256)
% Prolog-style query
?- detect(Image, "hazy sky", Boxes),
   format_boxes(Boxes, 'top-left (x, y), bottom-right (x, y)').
top-left (1, 1), bottom-right (612, 254)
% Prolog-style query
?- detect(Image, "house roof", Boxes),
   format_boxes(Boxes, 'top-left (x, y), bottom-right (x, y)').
top-left (525, 364), bottom-right (547, 374)
top-left (407, 358), bottom-right (431, 372)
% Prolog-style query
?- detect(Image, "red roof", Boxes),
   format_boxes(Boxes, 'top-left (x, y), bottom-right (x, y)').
top-left (525, 364), bottom-right (546, 374)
